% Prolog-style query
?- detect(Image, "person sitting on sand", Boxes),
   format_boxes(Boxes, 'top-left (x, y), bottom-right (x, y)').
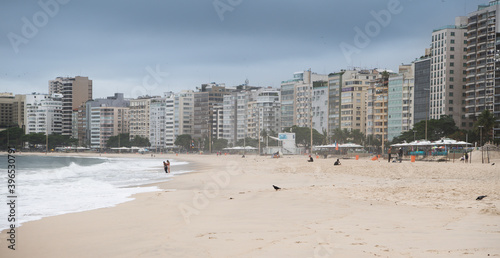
top-left (308, 155), bottom-right (314, 162)
top-left (334, 159), bottom-right (341, 165)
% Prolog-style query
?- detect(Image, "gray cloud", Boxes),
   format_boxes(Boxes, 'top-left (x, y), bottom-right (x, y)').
top-left (0, 0), bottom-right (486, 97)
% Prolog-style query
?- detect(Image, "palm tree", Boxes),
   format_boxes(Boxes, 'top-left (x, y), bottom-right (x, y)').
top-left (475, 110), bottom-right (497, 143)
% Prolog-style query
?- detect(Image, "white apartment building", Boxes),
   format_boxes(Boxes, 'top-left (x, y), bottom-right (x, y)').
top-left (149, 93), bottom-right (175, 150)
top-left (174, 90), bottom-right (194, 137)
top-left (431, 17), bottom-right (469, 128)
top-left (312, 84), bottom-right (328, 133)
top-left (24, 93), bottom-right (63, 135)
top-left (280, 70), bottom-right (328, 131)
top-left (129, 97), bottom-right (156, 141)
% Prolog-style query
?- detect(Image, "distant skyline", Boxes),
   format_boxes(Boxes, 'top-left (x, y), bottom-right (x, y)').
top-left (1, 0), bottom-right (488, 98)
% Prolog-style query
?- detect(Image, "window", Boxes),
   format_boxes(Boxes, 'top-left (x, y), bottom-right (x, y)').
top-left (451, 32), bottom-right (455, 36)
top-left (449, 85), bottom-right (454, 89)
top-left (450, 55), bottom-right (454, 59)
top-left (450, 77), bottom-right (454, 82)
top-left (450, 39), bottom-right (455, 44)
top-left (450, 62), bottom-right (454, 67)
top-left (450, 47), bottom-right (455, 51)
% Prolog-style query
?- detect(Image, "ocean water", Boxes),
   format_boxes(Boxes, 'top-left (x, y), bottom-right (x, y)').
top-left (0, 155), bottom-right (191, 230)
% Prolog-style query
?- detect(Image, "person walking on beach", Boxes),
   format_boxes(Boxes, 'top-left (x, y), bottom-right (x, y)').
top-left (464, 152), bottom-right (469, 163)
top-left (388, 147), bottom-right (392, 163)
top-left (398, 148), bottom-right (403, 162)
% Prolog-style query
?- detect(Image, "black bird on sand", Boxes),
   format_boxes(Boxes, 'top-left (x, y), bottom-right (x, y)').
top-left (476, 195), bottom-right (487, 200)
top-left (492, 163), bottom-right (495, 166)
top-left (273, 185), bottom-right (281, 191)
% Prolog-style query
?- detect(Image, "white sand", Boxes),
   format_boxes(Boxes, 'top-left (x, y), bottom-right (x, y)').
top-left (0, 151), bottom-right (499, 257)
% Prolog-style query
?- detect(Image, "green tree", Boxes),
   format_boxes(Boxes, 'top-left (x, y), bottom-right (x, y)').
top-left (474, 109), bottom-right (497, 143)
top-left (0, 127), bottom-right (25, 149)
top-left (212, 138), bottom-right (228, 151)
top-left (330, 128), bottom-right (349, 144)
top-left (283, 126), bottom-right (324, 148)
top-left (22, 133), bottom-right (46, 147)
top-left (130, 135), bottom-right (151, 147)
top-left (174, 134), bottom-right (192, 151)
top-left (106, 133), bottom-right (131, 148)
top-left (391, 115), bottom-right (459, 144)
top-left (236, 137), bottom-right (261, 148)
top-left (48, 134), bottom-right (78, 150)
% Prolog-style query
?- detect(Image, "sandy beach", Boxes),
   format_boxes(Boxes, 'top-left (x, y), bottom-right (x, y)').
top-left (1, 151), bottom-right (499, 257)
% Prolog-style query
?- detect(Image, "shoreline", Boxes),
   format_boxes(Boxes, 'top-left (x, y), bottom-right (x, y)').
top-left (0, 152), bottom-right (197, 231)
top-left (1, 152), bottom-right (499, 257)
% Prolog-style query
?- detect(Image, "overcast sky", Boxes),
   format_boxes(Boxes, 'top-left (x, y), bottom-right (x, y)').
top-left (0, 0), bottom-right (487, 98)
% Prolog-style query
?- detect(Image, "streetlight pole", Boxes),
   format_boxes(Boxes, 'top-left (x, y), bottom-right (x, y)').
top-left (479, 125), bottom-right (484, 163)
top-left (258, 108), bottom-right (261, 155)
top-left (424, 88), bottom-right (430, 140)
top-left (309, 69), bottom-right (313, 154)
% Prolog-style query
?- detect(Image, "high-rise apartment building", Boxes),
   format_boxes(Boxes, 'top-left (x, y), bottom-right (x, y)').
top-left (340, 69), bottom-right (379, 134)
top-left (24, 93), bottom-right (63, 135)
top-left (431, 17), bottom-right (470, 129)
top-left (149, 93), bottom-right (175, 150)
top-left (174, 90), bottom-right (194, 137)
top-left (366, 73), bottom-right (389, 142)
top-left (49, 76), bottom-right (92, 136)
top-left (129, 95), bottom-right (164, 141)
top-left (312, 83), bottom-right (328, 133)
top-left (280, 70), bottom-right (328, 131)
top-left (327, 72), bottom-right (344, 134)
top-left (89, 107), bottom-right (129, 149)
top-left (465, 1), bottom-right (500, 123)
top-left (0, 93), bottom-right (25, 129)
top-left (414, 56), bottom-right (432, 125)
top-left (85, 93), bottom-right (129, 148)
top-left (388, 65), bottom-right (415, 141)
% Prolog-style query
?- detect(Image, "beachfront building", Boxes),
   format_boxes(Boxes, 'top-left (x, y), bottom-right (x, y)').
top-left (212, 105), bottom-right (224, 139)
top-left (193, 92), bottom-right (209, 142)
top-left (466, 2), bottom-right (500, 126)
top-left (312, 82), bottom-right (328, 134)
top-left (199, 82), bottom-right (235, 142)
top-left (388, 65), bottom-right (415, 141)
top-left (431, 17), bottom-right (470, 129)
top-left (89, 107), bottom-right (129, 149)
top-left (340, 69), bottom-right (380, 134)
top-left (49, 76), bottom-right (92, 136)
top-left (223, 90), bottom-right (250, 145)
top-left (280, 70), bottom-right (328, 132)
top-left (327, 69), bottom-right (381, 139)
top-left (24, 93), bottom-right (63, 135)
top-left (465, 1), bottom-right (500, 124)
top-left (86, 93), bottom-right (129, 149)
top-left (174, 90), bottom-right (194, 138)
top-left (413, 54), bottom-right (432, 125)
top-left (327, 71), bottom-right (344, 134)
top-left (366, 73), bottom-right (390, 143)
top-left (0, 93), bottom-right (25, 129)
top-left (129, 96), bottom-right (161, 142)
top-left (149, 93), bottom-right (175, 151)
top-left (246, 88), bottom-right (281, 141)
